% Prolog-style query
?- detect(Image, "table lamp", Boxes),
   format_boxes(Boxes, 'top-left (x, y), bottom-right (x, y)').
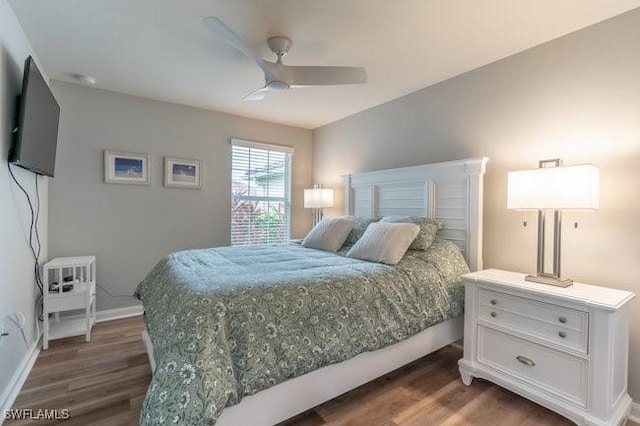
top-left (304, 185), bottom-right (334, 226)
top-left (507, 159), bottom-right (599, 287)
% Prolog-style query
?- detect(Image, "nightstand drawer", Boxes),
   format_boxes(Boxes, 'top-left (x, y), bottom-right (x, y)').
top-left (478, 288), bottom-right (589, 354)
top-left (478, 326), bottom-right (587, 407)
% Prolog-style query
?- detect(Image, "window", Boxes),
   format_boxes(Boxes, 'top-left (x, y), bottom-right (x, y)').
top-left (231, 139), bottom-right (293, 246)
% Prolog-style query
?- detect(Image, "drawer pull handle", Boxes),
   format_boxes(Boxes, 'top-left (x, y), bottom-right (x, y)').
top-left (558, 331), bottom-right (567, 338)
top-left (558, 317), bottom-right (567, 324)
top-left (490, 299), bottom-right (497, 305)
top-left (516, 355), bottom-right (535, 367)
top-left (490, 311), bottom-right (497, 318)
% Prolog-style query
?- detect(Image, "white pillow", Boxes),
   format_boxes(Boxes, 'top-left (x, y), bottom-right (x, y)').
top-left (302, 217), bottom-right (355, 253)
top-left (346, 222), bottom-right (419, 265)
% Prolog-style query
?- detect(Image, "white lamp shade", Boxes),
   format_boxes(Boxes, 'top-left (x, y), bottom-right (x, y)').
top-left (304, 188), bottom-right (334, 209)
top-left (507, 164), bottom-right (599, 210)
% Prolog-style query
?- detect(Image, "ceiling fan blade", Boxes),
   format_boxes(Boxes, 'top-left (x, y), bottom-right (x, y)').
top-left (243, 86), bottom-right (271, 101)
top-left (278, 66), bottom-right (367, 87)
top-left (203, 17), bottom-right (275, 81)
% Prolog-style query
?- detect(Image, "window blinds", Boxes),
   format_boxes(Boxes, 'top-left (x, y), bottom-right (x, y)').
top-left (231, 139), bottom-right (293, 246)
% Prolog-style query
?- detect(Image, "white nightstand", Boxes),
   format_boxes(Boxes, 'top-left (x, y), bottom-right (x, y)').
top-left (458, 269), bottom-right (634, 426)
top-left (42, 256), bottom-right (97, 350)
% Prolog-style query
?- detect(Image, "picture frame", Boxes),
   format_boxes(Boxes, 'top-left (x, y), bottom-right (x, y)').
top-left (164, 157), bottom-right (203, 189)
top-left (104, 150), bottom-right (151, 185)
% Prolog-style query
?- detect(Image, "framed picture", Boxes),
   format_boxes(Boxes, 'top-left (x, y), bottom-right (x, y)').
top-left (164, 157), bottom-right (203, 189)
top-left (104, 150), bottom-right (151, 185)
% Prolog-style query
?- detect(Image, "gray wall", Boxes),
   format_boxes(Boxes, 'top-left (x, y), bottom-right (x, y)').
top-left (49, 81), bottom-right (312, 311)
top-left (313, 9), bottom-right (640, 400)
top-left (0, 2), bottom-right (48, 407)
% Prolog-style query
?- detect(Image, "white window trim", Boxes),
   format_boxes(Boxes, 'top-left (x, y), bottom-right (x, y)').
top-left (231, 138), bottom-right (294, 155)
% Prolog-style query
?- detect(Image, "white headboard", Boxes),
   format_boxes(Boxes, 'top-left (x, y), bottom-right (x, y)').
top-left (343, 157), bottom-right (489, 271)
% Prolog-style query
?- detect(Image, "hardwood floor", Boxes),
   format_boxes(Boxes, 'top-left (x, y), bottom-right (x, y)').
top-left (8, 317), bottom-right (635, 425)
top-left (10, 317), bottom-right (150, 425)
top-left (277, 347), bottom-right (572, 426)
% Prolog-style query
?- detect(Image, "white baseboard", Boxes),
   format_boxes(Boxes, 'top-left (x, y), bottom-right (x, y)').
top-left (0, 334), bottom-right (41, 423)
top-left (96, 305), bottom-right (143, 323)
top-left (629, 401), bottom-right (640, 423)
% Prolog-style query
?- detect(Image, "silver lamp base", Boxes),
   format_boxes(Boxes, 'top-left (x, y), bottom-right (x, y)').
top-left (525, 274), bottom-right (573, 288)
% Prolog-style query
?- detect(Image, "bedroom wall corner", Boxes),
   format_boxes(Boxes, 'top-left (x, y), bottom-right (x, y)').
top-left (48, 82), bottom-right (313, 312)
top-left (0, 1), bottom-right (49, 413)
top-left (312, 8), bottom-right (640, 402)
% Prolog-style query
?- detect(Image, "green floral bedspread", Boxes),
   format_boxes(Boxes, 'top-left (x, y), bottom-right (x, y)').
top-left (135, 239), bottom-right (469, 425)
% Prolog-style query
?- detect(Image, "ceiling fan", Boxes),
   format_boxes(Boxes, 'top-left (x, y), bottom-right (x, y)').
top-left (203, 17), bottom-right (367, 101)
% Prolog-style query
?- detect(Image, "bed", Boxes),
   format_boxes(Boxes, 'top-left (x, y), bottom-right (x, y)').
top-left (136, 157), bottom-right (488, 425)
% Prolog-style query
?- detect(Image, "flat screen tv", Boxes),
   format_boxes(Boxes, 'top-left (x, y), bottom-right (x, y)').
top-left (9, 56), bottom-right (60, 177)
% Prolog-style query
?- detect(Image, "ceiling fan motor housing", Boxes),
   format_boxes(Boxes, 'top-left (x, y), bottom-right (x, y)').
top-left (267, 36), bottom-right (293, 57)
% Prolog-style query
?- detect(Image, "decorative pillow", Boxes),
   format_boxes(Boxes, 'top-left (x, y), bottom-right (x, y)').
top-left (346, 222), bottom-right (419, 265)
top-left (343, 216), bottom-right (380, 246)
top-left (379, 215), bottom-right (443, 251)
top-left (302, 217), bottom-right (355, 253)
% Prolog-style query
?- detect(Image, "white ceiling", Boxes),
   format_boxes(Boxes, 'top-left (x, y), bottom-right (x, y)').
top-left (9, 0), bottom-right (640, 129)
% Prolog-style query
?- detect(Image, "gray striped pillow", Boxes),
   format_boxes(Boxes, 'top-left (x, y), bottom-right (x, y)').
top-left (346, 222), bottom-right (419, 265)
